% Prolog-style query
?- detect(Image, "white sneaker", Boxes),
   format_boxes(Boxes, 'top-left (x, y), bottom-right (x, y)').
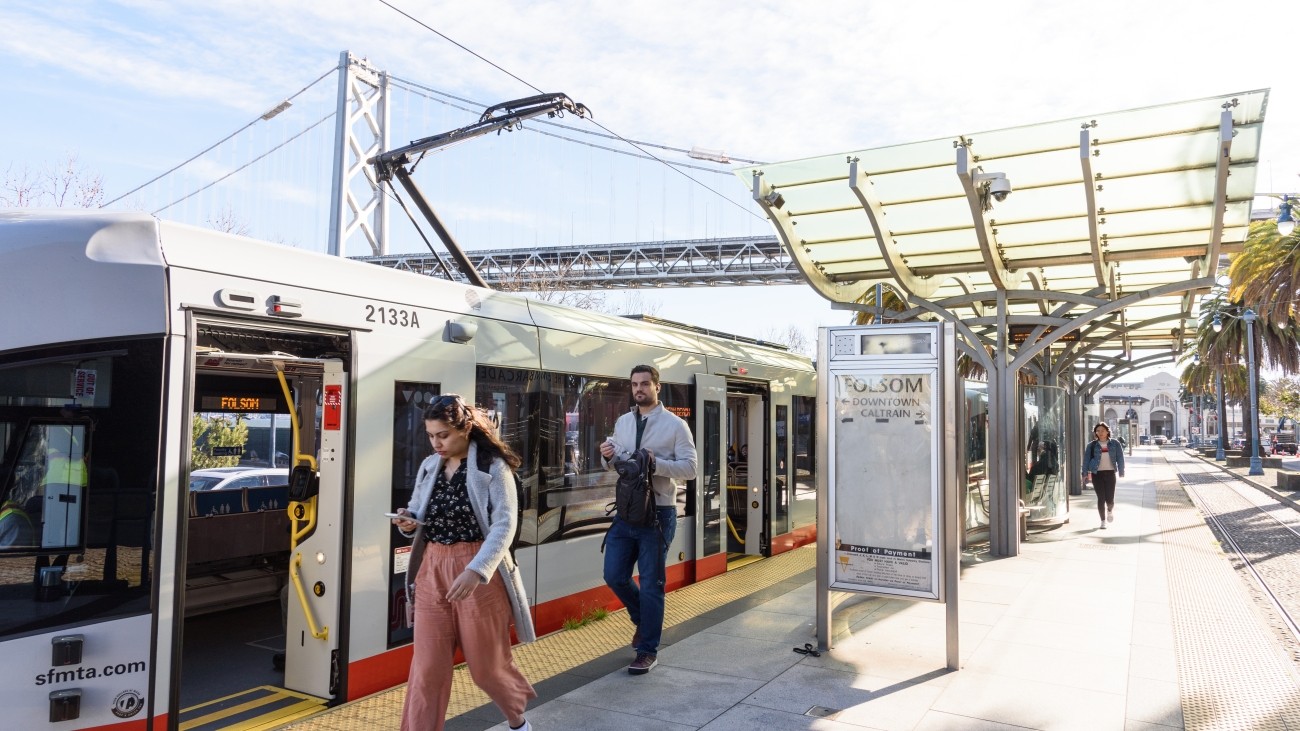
top-left (1107, 508), bottom-right (1114, 523)
top-left (509, 720), bottom-right (531, 731)
top-left (1100, 521), bottom-right (1108, 530)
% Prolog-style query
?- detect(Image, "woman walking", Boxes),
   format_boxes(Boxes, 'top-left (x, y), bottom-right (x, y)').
top-left (392, 394), bottom-right (536, 731)
top-left (1082, 422), bottom-right (1126, 530)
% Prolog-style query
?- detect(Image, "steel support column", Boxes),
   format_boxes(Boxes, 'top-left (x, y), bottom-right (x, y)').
top-left (1067, 387), bottom-right (1085, 497)
top-left (988, 291), bottom-right (1021, 556)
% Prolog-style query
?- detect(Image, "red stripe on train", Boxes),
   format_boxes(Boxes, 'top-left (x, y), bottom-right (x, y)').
top-left (65, 715), bottom-right (163, 731)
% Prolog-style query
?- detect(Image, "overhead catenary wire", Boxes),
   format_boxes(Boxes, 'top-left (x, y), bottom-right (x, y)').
top-left (152, 112), bottom-right (336, 215)
top-left (103, 67), bottom-right (338, 208)
top-left (374, 0), bottom-right (765, 222)
top-left (388, 76), bottom-right (766, 165)
top-left (388, 79), bottom-right (740, 175)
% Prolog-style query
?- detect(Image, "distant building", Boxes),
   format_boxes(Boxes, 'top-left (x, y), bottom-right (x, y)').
top-left (1089, 370), bottom-right (1272, 441)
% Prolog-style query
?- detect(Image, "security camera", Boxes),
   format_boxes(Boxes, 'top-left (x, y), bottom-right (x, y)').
top-left (973, 171), bottom-right (1012, 204)
top-left (987, 174), bottom-right (1012, 202)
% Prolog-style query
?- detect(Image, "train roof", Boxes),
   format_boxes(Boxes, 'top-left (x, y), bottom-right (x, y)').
top-left (0, 210), bottom-right (813, 373)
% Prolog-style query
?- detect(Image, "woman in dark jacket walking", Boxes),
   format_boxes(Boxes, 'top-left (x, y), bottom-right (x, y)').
top-left (1081, 422), bottom-right (1126, 529)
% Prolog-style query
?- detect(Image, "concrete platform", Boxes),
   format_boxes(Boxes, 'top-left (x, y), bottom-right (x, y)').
top-left (285, 449), bottom-right (1300, 731)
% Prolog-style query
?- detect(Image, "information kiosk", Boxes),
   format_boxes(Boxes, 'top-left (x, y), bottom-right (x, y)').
top-left (815, 323), bottom-right (960, 669)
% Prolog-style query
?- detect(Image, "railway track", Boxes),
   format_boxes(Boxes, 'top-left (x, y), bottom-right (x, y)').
top-left (1166, 451), bottom-right (1300, 664)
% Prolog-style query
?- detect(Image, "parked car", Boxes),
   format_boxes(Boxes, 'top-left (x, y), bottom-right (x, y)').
top-left (1139, 435), bottom-right (1151, 445)
top-left (1274, 441), bottom-right (1298, 456)
top-left (1172, 436), bottom-right (1187, 446)
top-left (1153, 435), bottom-right (1166, 445)
top-left (188, 467), bottom-right (290, 491)
top-left (238, 451), bottom-right (292, 468)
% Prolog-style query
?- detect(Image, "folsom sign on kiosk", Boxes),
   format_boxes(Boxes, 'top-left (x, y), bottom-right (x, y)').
top-left (816, 323), bottom-right (960, 670)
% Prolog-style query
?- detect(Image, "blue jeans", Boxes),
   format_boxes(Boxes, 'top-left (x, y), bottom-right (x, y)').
top-left (603, 507), bottom-right (677, 655)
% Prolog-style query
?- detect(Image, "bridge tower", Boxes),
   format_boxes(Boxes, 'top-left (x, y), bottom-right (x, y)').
top-left (328, 51), bottom-right (389, 257)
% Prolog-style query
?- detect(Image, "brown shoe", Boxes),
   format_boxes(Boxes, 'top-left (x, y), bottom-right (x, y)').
top-left (627, 652), bottom-right (657, 675)
top-left (631, 627), bottom-right (641, 650)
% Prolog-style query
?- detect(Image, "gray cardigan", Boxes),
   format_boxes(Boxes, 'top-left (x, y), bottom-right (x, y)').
top-left (401, 441), bottom-right (536, 643)
top-left (602, 403), bottom-right (699, 506)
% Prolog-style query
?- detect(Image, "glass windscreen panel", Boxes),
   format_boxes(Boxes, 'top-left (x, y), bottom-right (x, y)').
top-left (0, 339), bottom-right (162, 638)
top-left (1023, 385), bottom-right (1068, 524)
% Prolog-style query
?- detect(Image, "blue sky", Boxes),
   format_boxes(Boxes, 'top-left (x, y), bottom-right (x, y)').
top-left (3, 1), bottom-right (1298, 360)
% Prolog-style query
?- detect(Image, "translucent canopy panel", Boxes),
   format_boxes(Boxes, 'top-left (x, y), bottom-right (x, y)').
top-left (739, 90), bottom-right (1269, 359)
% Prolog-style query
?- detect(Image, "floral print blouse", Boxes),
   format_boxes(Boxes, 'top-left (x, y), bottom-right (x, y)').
top-left (422, 460), bottom-right (484, 545)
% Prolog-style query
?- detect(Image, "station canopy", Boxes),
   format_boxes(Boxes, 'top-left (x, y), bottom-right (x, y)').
top-left (738, 89), bottom-right (1269, 364)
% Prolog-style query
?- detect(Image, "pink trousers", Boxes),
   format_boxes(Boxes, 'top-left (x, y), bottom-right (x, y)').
top-left (400, 541), bottom-right (535, 731)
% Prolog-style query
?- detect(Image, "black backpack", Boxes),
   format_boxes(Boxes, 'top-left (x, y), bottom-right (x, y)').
top-left (608, 448), bottom-right (657, 528)
top-left (477, 451), bottom-right (527, 557)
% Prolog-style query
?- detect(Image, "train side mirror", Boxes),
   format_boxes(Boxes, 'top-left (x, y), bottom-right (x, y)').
top-left (288, 465), bottom-right (319, 502)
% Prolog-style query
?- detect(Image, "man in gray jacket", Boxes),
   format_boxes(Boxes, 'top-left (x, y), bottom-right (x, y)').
top-left (599, 364), bottom-right (698, 674)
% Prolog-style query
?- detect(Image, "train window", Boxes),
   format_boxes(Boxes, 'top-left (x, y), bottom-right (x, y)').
top-left (472, 366), bottom-right (695, 545)
top-left (3, 423), bottom-right (90, 551)
top-left (774, 405), bottom-right (789, 535)
top-left (701, 400), bottom-right (722, 556)
top-left (791, 396), bottom-right (817, 531)
top-left (388, 382), bottom-right (441, 647)
top-left (0, 338), bottom-right (162, 639)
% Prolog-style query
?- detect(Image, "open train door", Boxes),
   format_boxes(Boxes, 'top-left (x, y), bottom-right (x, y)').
top-left (281, 359), bottom-right (347, 700)
top-left (694, 374), bottom-right (727, 581)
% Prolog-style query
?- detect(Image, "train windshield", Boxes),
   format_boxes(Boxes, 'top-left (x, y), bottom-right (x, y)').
top-left (0, 338), bottom-right (164, 639)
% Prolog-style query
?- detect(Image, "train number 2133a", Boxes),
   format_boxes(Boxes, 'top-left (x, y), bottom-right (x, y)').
top-left (364, 304), bottom-right (421, 328)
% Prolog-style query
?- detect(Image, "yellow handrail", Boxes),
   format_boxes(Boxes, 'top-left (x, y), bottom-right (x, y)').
top-left (290, 552), bottom-right (329, 640)
top-left (290, 496), bottom-right (319, 550)
top-left (275, 368), bottom-right (317, 473)
top-left (726, 515), bottom-right (745, 545)
top-left (275, 365), bottom-right (327, 641)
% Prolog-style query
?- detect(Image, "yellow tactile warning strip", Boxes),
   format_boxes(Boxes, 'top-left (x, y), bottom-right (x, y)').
top-left (279, 545), bottom-right (815, 730)
top-left (180, 685), bottom-right (326, 731)
top-left (1157, 471), bottom-right (1300, 729)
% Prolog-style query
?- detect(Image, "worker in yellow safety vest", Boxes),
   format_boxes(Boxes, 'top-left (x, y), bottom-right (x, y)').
top-left (0, 498), bottom-right (36, 547)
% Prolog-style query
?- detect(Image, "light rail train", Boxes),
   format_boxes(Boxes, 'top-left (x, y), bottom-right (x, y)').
top-left (0, 211), bottom-right (817, 730)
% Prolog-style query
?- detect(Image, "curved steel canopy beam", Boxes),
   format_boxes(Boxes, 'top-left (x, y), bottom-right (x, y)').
top-left (1057, 311), bottom-right (1192, 374)
top-left (955, 144), bottom-right (1022, 291)
top-left (1012, 276), bottom-right (1214, 371)
top-left (847, 157), bottom-right (943, 298)
top-left (1025, 269), bottom-right (1052, 316)
top-left (1086, 352), bottom-right (1177, 395)
top-left (933, 288), bottom-right (1107, 311)
top-left (1203, 107), bottom-right (1234, 282)
top-left (1174, 259), bottom-right (1203, 353)
top-left (1078, 125), bottom-right (1118, 290)
top-left (947, 275), bottom-right (985, 319)
top-left (907, 296), bottom-right (995, 372)
top-left (752, 170), bottom-right (870, 306)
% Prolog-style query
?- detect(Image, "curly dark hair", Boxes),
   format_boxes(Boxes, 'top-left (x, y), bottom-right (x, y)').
top-left (422, 394), bottom-right (522, 469)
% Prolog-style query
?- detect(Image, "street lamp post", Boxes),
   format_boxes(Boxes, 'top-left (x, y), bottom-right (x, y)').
top-left (1216, 363), bottom-right (1225, 462)
top-left (1245, 308), bottom-right (1263, 475)
top-left (1193, 354), bottom-right (1201, 447)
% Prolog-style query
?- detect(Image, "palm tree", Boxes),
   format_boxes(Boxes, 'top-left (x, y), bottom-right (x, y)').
top-left (1231, 219), bottom-right (1300, 325)
top-left (1190, 321), bottom-right (1248, 452)
top-left (1193, 219), bottom-right (1300, 456)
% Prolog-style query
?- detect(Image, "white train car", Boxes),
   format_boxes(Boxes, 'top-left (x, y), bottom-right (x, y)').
top-left (0, 210), bottom-right (817, 730)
